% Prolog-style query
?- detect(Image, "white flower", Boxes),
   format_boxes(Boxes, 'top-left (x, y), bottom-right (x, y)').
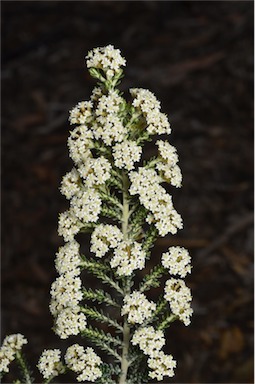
top-left (70, 189), bottom-right (102, 223)
top-left (129, 167), bottom-right (183, 236)
top-left (156, 140), bottom-right (182, 187)
top-left (60, 168), bottom-right (81, 200)
top-left (164, 278), bottom-right (193, 326)
top-left (68, 125), bottom-right (93, 164)
top-left (110, 241), bottom-right (146, 276)
top-left (131, 326), bottom-right (165, 357)
top-left (121, 291), bottom-right (156, 324)
top-left (86, 45), bottom-right (126, 79)
top-left (130, 88), bottom-right (171, 135)
top-left (69, 101), bottom-right (93, 125)
top-left (93, 90), bottom-right (127, 145)
top-left (90, 86), bottom-right (103, 102)
top-left (37, 349), bottom-right (64, 379)
top-left (65, 345), bottom-right (102, 382)
top-left (113, 140), bottom-right (142, 170)
top-left (78, 156), bottom-right (111, 187)
top-left (162, 246), bottom-right (191, 278)
top-left (55, 240), bottom-right (81, 276)
top-left (148, 351), bottom-right (176, 381)
top-left (55, 308), bottom-right (87, 339)
top-left (90, 224), bottom-right (123, 258)
top-left (0, 334), bottom-right (28, 373)
top-left (50, 272), bottom-right (83, 309)
top-left (58, 209), bottom-right (83, 242)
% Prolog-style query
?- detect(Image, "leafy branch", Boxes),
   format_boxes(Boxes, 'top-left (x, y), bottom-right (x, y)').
top-left (81, 305), bottom-right (123, 332)
top-left (82, 287), bottom-right (120, 308)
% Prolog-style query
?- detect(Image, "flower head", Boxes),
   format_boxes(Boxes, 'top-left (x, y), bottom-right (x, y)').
top-left (131, 326), bottom-right (165, 357)
top-left (0, 334), bottom-right (28, 374)
top-left (86, 45), bottom-right (126, 80)
top-left (121, 291), bottom-right (156, 324)
top-left (65, 345), bottom-right (102, 382)
top-left (162, 246), bottom-right (191, 278)
top-left (164, 278), bottom-right (193, 326)
top-left (148, 351), bottom-right (176, 380)
top-left (37, 349), bottom-right (64, 379)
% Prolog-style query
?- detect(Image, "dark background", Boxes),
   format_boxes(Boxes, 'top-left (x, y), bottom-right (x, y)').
top-left (1, 1), bottom-right (254, 383)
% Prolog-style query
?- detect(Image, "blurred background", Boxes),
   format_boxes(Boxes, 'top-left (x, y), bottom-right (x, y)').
top-left (1, 1), bottom-right (253, 383)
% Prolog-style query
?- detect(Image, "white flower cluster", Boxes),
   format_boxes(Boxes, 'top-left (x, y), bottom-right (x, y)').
top-left (130, 88), bottom-right (171, 135)
top-left (67, 125), bottom-right (93, 165)
top-left (86, 45), bottom-right (126, 80)
top-left (90, 224), bottom-right (123, 258)
top-left (69, 101), bottom-right (93, 125)
top-left (65, 345), bottom-right (102, 382)
top-left (162, 246), bottom-right (191, 278)
top-left (148, 351), bottom-right (176, 381)
top-left (113, 140), bottom-right (142, 170)
top-left (131, 326), bottom-right (176, 380)
top-left (94, 90), bottom-right (127, 145)
top-left (70, 189), bottom-right (102, 223)
top-left (129, 167), bottom-right (183, 236)
top-left (77, 156), bottom-right (111, 187)
top-left (110, 240), bottom-right (146, 276)
top-left (164, 278), bottom-right (193, 326)
top-left (50, 241), bottom-right (86, 339)
top-left (156, 140), bottom-right (182, 187)
top-left (60, 168), bottom-right (81, 200)
top-left (0, 334), bottom-right (27, 373)
top-left (58, 209), bottom-right (83, 242)
top-left (55, 240), bottom-right (81, 276)
top-left (131, 326), bottom-right (165, 357)
top-left (121, 291), bottom-right (156, 324)
top-left (37, 349), bottom-right (64, 379)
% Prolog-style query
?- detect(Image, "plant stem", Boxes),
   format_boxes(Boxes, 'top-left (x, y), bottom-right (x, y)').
top-left (119, 172), bottom-right (131, 384)
top-left (16, 352), bottom-right (33, 384)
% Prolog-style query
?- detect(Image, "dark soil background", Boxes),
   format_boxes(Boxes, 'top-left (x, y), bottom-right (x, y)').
top-left (1, 1), bottom-right (254, 383)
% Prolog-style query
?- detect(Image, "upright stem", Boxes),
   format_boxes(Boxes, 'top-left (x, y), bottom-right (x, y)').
top-left (16, 352), bottom-right (33, 384)
top-left (119, 172), bottom-right (131, 384)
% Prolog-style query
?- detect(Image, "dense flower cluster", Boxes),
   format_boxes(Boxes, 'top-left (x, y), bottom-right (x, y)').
top-left (37, 349), bottom-right (64, 379)
top-left (131, 326), bottom-right (165, 357)
top-left (164, 278), bottom-right (193, 326)
top-left (130, 88), bottom-right (171, 135)
top-left (113, 140), bottom-right (142, 170)
top-left (129, 167), bottom-right (183, 236)
top-left (162, 246), bottom-right (191, 278)
top-left (90, 224), bottom-right (123, 258)
top-left (156, 140), bottom-right (182, 187)
top-left (69, 101), bottom-right (93, 126)
top-left (121, 291), bottom-right (156, 324)
top-left (110, 240), bottom-right (146, 276)
top-left (86, 45), bottom-right (126, 80)
top-left (77, 156), bottom-right (111, 187)
top-left (148, 351), bottom-right (176, 380)
top-left (58, 209), bottom-right (83, 242)
top-left (0, 334), bottom-right (27, 373)
top-left (93, 90), bottom-right (126, 145)
top-left (65, 345), bottom-right (102, 382)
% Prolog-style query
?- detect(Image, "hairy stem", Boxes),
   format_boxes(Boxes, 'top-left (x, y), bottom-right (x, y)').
top-left (16, 352), bottom-right (33, 384)
top-left (119, 172), bottom-right (131, 384)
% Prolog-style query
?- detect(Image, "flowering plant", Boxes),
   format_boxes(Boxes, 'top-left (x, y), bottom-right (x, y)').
top-left (1, 45), bottom-right (192, 384)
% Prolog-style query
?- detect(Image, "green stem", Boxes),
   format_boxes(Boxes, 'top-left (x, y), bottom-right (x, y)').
top-left (16, 352), bottom-right (33, 384)
top-left (119, 172), bottom-right (131, 384)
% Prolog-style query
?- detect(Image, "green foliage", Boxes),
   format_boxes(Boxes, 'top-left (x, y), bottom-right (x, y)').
top-left (139, 264), bottom-right (167, 293)
top-left (142, 226), bottom-right (158, 257)
top-left (82, 325), bottom-right (122, 362)
top-left (82, 287), bottom-right (120, 308)
top-left (157, 313), bottom-right (178, 330)
top-left (81, 256), bottom-right (124, 295)
top-left (101, 204), bottom-right (122, 222)
top-left (96, 363), bottom-right (121, 384)
top-left (16, 352), bottom-right (34, 384)
top-left (81, 305), bottom-right (123, 332)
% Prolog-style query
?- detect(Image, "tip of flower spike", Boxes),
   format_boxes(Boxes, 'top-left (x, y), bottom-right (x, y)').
top-left (85, 45), bottom-right (126, 86)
